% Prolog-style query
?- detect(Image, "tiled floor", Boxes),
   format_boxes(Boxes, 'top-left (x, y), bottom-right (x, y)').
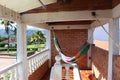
top-left (80, 70), bottom-right (96, 80)
top-left (41, 69), bottom-right (96, 80)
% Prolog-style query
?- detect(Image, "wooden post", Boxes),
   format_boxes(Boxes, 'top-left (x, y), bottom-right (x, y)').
top-left (17, 23), bottom-right (28, 80)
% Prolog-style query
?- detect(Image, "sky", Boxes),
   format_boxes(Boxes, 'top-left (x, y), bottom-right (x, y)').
top-left (27, 25), bottom-right (44, 31)
top-left (94, 23), bottom-right (109, 41)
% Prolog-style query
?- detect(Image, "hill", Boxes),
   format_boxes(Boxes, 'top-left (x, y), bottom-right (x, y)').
top-left (94, 40), bottom-right (109, 50)
top-left (0, 29), bottom-right (45, 38)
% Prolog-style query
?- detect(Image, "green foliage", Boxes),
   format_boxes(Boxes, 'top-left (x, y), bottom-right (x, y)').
top-left (0, 73), bottom-right (10, 80)
top-left (27, 37), bottom-right (32, 45)
top-left (27, 48), bottom-right (38, 51)
top-left (0, 77), bottom-right (3, 80)
top-left (0, 19), bottom-right (17, 53)
top-left (0, 42), bottom-right (6, 47)
top-left (27, 51), bottom-right (36, 56)
top-left (0, 44), bottom-right (45, 51)
top-left (31, 30), bottom-right (46, 44)
top-left (0, 47), bottom-right (16, 51)
top-left (0, 36), bottom-right (8, 42)
top-left (27, 44), bottom-right (45, 48)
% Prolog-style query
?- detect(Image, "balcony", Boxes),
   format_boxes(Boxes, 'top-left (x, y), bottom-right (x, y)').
top-left (0, 0), bottom-right (120, 80)
top-left (0, 48), bottom-right (49, 80)
top-left (0, 48), bottom-right (96, 80)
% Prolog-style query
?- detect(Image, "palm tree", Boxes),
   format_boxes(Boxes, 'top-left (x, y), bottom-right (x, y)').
top-left (0, 19), bottom-right (16, 53)
top-left (31, 30), bottom-right (46, 50)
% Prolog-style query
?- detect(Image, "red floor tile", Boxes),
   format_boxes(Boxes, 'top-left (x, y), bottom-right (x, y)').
top-left (41, 69), bottom-right (96, 80)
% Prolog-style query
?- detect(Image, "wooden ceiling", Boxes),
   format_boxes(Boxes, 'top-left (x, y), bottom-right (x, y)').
top-left (21, 0), bottom-right (113, 14)
top-left (21, 0), bottom-right (120, 25)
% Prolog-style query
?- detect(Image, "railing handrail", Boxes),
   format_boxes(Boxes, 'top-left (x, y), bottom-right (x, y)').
top-left (27, 49), bottom-right (49, 60)
top-left (0, 61), bottom-right (22, 74)
top-left (62, 63), bottom-right (77, 67)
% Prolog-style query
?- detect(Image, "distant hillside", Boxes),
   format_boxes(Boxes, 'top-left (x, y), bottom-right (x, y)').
top-left (0, 29), bottom-right (45, 38)
top-left (94, 40), bottom-right (108, 50)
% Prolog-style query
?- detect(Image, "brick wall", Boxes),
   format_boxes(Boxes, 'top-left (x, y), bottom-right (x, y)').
top-left (29, 60), bottom-right (49, 80)
top-left (51, 29), bottom-right (88, 69)
top-left (91, 46), bottom-right (108, 80)
top-left (113, 56), bottom-right (120, 80)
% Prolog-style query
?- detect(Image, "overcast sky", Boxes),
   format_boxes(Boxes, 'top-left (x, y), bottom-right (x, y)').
top-left (94, 23), bottom-right (109, 41)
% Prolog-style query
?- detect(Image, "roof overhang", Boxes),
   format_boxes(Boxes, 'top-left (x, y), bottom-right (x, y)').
top-left (0, 0), bottom-right (57, 13)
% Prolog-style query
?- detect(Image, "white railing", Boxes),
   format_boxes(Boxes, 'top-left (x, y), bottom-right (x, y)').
top-left (50, 63), bottom-right (82, 80)
top-left (27, 49), bottom-right (49, 75)
top-left (0, 61), bottom-right (22, 80)
top-left (50, 55), bottom-right (82, 80)
top-left (0, 49), bottom-right (50, 80)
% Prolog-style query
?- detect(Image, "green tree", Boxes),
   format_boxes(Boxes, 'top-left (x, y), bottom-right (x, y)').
top-left (0, 36), bottom-right (8, 42)
top-left (31, 30), bottom-right (46, 50)
top-left (0, 19), bottom-right (16, 53)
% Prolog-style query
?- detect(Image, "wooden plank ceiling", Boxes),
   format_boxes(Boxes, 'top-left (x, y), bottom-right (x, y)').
top-left (21, 0), bottom-right (112, 14)
top-left (21, 0), bottom-right (113, 25)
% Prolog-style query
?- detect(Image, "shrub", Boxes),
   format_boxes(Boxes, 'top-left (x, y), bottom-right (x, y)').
top-left (0, 48), bottom-right (17, 51)
top-left (0, 42), bottom-right (6, 47)
top-left (0, 36), bottom-right (8, 42)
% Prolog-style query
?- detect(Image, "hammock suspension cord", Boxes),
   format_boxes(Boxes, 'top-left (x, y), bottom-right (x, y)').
top-left (52, 27), bottom-right (93, 63)
top-left (92, 12), bottom-right (120, 49)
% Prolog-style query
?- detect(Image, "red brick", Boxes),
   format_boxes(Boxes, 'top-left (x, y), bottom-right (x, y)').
top-left (91, 46), bottom-right (108, 80)
top-left (113, 56), bottom-right (120, 80)
top-left (51, 29), bottom-right (88, 69)
top-left (29, 60), bottom-right (49, 80)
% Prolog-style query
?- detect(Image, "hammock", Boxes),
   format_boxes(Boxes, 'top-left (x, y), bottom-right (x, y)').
top-left (53, 31), bottom-right (91, 63)
top-left (53, 12), bottom-right (120, 63)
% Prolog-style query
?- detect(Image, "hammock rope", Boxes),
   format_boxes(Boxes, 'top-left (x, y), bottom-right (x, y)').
top-left (93, 15), bottom-right (120, 49)
top-left (52, 30), bottom-right (91, 63)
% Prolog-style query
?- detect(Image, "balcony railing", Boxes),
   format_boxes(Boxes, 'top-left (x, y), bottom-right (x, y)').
top-left (0, 49), bottom-right (49, 80)
top-left (27, 49), bottom-right (49, 75)
top-left (0, 61), bottom-right (21, 80)
top-left (50, 55), bottom-right (82, 80)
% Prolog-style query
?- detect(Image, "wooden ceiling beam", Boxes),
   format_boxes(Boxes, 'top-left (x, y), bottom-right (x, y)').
top-left (49, 25), bottom-right (89, 30)
top-left (112, 4), bottom-right (120, 18)
top-left (22, 10), bottom-right (112, 24)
